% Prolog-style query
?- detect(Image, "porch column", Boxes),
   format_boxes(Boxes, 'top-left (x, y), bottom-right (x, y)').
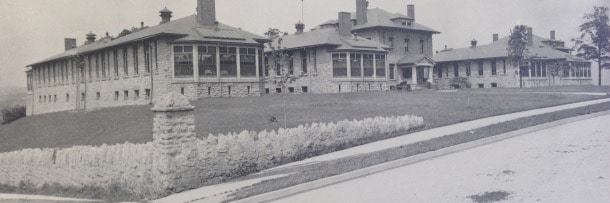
top-left (412, 66), bottom-right (417, 84)
top-left (428, 66), bottom-right (434, 84)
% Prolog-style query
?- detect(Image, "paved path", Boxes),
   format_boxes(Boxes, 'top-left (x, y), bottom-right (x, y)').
top-left (276, 113), bottom-right (610, 203)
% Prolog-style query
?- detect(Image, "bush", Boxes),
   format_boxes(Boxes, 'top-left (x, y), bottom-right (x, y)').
top-left (1, 106), bottom-right (26, 124)
top-left (449, 77), bottom-right (471, 89)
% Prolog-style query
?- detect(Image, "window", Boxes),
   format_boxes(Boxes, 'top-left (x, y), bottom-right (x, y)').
top-left (265, 88), bottom-right (270, 94)
top-left (208, 87), bottom-right (212, 95)
top-left (124, 90), bottom-right (129, 100)
top-left (288, 53), bottom-right (294, 75)
top-left (199, 46), bottom-right (217, 77)
top-left (453, 63), bottom-right (459, 77)
top-left (134, 90), bottom-right (140, 99)
top-left (174, 46), bottom-right (194, 78)
top-left (388, 37), bottom-right (394, 48)
top-left (288, 87), bottom-right (295, 93)
top-left (259, 49), bottom-right (265, 77)
top-left (478, 84), bottom-right (484, 88)
top-left (491, 83), bottom-right (498, 88)
top-left (44, 95), bottom-right (47, 103)
top-left (403, 67), bottom-right (413, 78)
top-left (96, 92), bottom-right (100, 100)
top-left (350, 53), bottom-right (362, 77)
top-left (375, 54), bottom-right (386, 77)
top-left (54, 95), bottom-right (57, 102)
top-left (240, 48), bottom-right (256, 77)
top-left (133, 45), bottom-right (139, 74)
top-left (300, 50), bottom-right (308, 74)
top-left (502, 59), bottom-right (506, 74)
top-left (39, 96), bottom-right (42, 103)
top-left (332, 53), bottom-right (348, 77)
top-left (144, 43), bottom-right (152, 73)
top-left (219, 47), bottom-right (237, 77)
top-left (81, 93), bottom-right (85, 101)
top-left (180, 87), bottom-right (185, 95)
top-left (541, 62), bottom-right (547, 77)
top-left (491, 60), bottom-right (497, 75)
top-left (389, 64), bottom-right (395, 80)
top-left (113, 50), bottom-right (119, 77)
top-left (478, 61), bottom-right (484, 76)
top-left (114, 91), bottom-right (119, 101)
top-left (437, 65), bottom-right (443, 78)
top-left (95, 54), bottom-right (99, 78)
top-left (247, 86), bottom-right (250, 94)
top-left (419, 39), bottom-right (425, 53)
top-left (363, 54), bottom-right (374, 77)
top-left (404, 38), bottom-right (410, 52)
top-left (66, 94), bottom-right (70, 102)
top-left (276, 88), bottom-right (282, 93)
top-left (302, 86), bottom-right (308, 93)
top-left (145, 89), bottom-right (151, 99)
top-left (123, 47), bottom-right (129, 76)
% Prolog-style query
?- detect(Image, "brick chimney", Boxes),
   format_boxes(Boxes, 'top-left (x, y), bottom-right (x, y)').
top-left (550, 30), bottom-right (556, 40)
top-left (407, 5), bottom-right (415, 20)
top-left (356, 0), bottom-right (368, 25)
top-left (160, 7), bottom-right (173, 24)
top-left (64, 38), bottom-right (77, 51)
top-left (295, 21), bottom-right (305, 34)
top-left (471, 39), bottom-right (477, 48)
top-left (493, 34), bottom-right (499, 42)
top-left (85, 32), bottom-right (96, 44)
top-left (527, 27), bottom-right (533, 46)
top-left (338, 12), bottom-right (352, 36)
top-left (197, 0), bottom-right (217, 27)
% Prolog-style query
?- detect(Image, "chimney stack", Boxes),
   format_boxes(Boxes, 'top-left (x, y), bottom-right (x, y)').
top-left (407, 5), bottom-right (415, 20)
top-left (493, 33), bottom-right (499, 42)
top-left (85, 32), bottom-right (96, 44)
top-left (160, 7), bottom-right (173, 24)
top-left (550, 30), bottom-right (556, 40)
top-left (527, 27), bottom-right (533, 46)
top-left (197, 0), bottom-right (217, 27)
top-left (471, 39), bottom-right (477, 48)
top-left (338, 12), bottom-right (353, 36)
top-left (295, 21), bottom-right (305, 34)
top-left (356, 0), bottom-right (368, 25)
top-left (64, 38), bottom-right (77, 51)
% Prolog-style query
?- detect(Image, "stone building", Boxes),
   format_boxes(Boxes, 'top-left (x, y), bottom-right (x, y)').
top-left (434, 28), bottom-right (592, 89)
top-left (25, 0), bottom-right (268, 115)
top-left (265, 0), bottom-right (440, 94)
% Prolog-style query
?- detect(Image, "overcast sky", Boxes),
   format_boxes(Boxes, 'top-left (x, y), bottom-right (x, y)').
top-left (0, 0), bottom-right (606, 87)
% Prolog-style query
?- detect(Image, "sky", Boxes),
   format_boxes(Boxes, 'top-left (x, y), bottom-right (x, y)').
top-left (0, 0), bottom-right (607, 87)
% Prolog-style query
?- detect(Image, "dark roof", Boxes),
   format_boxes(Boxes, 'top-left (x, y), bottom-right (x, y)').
top-left (265, 27), bottom-right (390, 52)
top-left (29, 15), bottom-right (267, 67)
top-left (160, 7), bottom-right (172, 13)
top-left (397, 54), bottom-right (435, 65)
top-left (434, 35), bottom-right (588, 62)
top-left (318, 8), bottom-right (440, 34)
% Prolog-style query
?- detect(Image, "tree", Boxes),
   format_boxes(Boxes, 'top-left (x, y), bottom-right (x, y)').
top-left (573, 6), bottom-right (610, 86)
top-left (264, 28), bottom-right (298, 128)
top-left (507, 25), bottom-right (530, 88)
top-left (547, 60), bottom-right (569, 92)
top-left (1, 106), bottom-right (26, 125)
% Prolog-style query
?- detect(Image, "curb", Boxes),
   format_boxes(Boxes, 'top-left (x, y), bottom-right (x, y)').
top-left (234, 110), bottom-right (610, 203)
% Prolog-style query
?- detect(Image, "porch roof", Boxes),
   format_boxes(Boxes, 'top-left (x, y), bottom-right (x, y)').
top-left (396, 54), bottom-right (435, 66)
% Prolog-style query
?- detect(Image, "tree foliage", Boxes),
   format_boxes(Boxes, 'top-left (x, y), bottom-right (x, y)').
top-left (507, 25), bottom-right (530, 88)
top-left (2, 106), bottom-right (26, 125)
top-left (573, 6), bottom-right (610, 85)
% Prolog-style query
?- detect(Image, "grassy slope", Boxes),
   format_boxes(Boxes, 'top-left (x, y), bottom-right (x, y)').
top-left (0, 89), bottom-right (605, 152)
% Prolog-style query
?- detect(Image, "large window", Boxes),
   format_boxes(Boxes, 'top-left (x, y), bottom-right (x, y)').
top-left (113, 50), bottom-right (119, 77)
top-left (123, 47), bottom-right (129, 76)
top-left (350, 54), bottom-right (362, 77)
top-left (363, 54), bottom-right (374, 77)
top-left (389, 64), bottom-right (395, 80)
top-left (437, 64), bottom-right (443, 78)
top-left (388, 37), bottom-right (394, 48)
top-left (220, 47), bottom-right (237, 77)
top-left (404, 38), bottom-right (410, 53)
top-left (198, 46), bottom-right (217, 77)
top-left (133, 45), bottom-right (139, 74)
top-left (453, 63), bottom-right (459, 77)
top-left (144, 43), bottom-right (152, 73)
top-left (332, 53), bottom-right (347, 77)
top-left (466, 62), bottom-right (471, 76)
top-left (300, 50), bottom-right (308, 74)
top-left (491, 59), bottom-right (497, 75)
top-left (375, 54), bottom-right (386, 77)
top-left (419, 39), bottom-right (425, 53)
top-left (95, 54), bottom-right (99, 79)
top-left (174, 45), bottom-right (194, 78)
top-left (259, 49), bottom-right (265, 77)
top-left (240, 48), bottom-right (256, 77)
top-left (101, 52), bottom-right (106, 78)
top-left (478, 61), bottom-right (484, 76)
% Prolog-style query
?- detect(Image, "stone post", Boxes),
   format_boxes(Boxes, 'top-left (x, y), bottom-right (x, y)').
top-left (151, 92), bottom-right (198, 195)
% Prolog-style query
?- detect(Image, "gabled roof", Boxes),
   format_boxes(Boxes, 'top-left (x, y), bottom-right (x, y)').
top-left (265, 27), bottom-right (390, 52)
top-left (434, 35), bottom-right (588, 63)
top-left (29, 15), bottom-right (267, 67)
top-left (318, 8), bottom-right (439, 34)
top-left (397, 54), bottom-right (435, 66)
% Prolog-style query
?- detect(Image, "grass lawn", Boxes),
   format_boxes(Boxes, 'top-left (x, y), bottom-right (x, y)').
top-left (0, 89), bottom-right (606, 152)
top-left (463, 85), bottom-right (610, 93)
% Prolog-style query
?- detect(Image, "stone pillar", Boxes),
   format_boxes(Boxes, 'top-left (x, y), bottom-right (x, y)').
top-left (151, 92), bottom-right (198, 195)
top-left (412, 66), bottom-right (418, 84)
top-left (428, 67), bottom-right (434, 84)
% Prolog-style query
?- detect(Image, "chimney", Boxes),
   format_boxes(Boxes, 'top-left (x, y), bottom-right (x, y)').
top-left (527, 27), bottom-right (533, 46)
top-left (338, 12), bottom-right (353, 36)
top-left (471, 39), bottom-right (477, 48)
top-left (295, 21), bottom-right (305, 34)
top-left (493, 33), bottom-right (499, 42)
top-left (550, 30), bottom-right (556, 40)
top-left (160, 7), bottom-right (173, 24)
top-left (407, 5), bottom-right (415, 20)
top-left (197, 0), bottom-right (217, 27)
top-left (356, 0), bottom-right (368, 25)
top-left (85, 32), bottom-right (96, 44)
top-left (64, 38), bottom-right (77, 51)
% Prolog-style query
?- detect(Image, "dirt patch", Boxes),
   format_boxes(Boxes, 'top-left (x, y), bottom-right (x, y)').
top-left (468, 190), bottom-right (512, 203)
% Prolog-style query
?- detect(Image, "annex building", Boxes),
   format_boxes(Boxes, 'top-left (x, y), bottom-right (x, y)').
top-left (433, 28), bottom-right (592, 89)
top-left (265, 0), bottom-right (440, 94)
top-left (25, 0), bottom-right (269, 115)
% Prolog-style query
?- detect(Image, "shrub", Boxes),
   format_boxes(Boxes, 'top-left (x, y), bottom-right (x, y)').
top-left (449, 77), bottom-right (471, 89)
top-left (1, 106), bottom-right (26, 124)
